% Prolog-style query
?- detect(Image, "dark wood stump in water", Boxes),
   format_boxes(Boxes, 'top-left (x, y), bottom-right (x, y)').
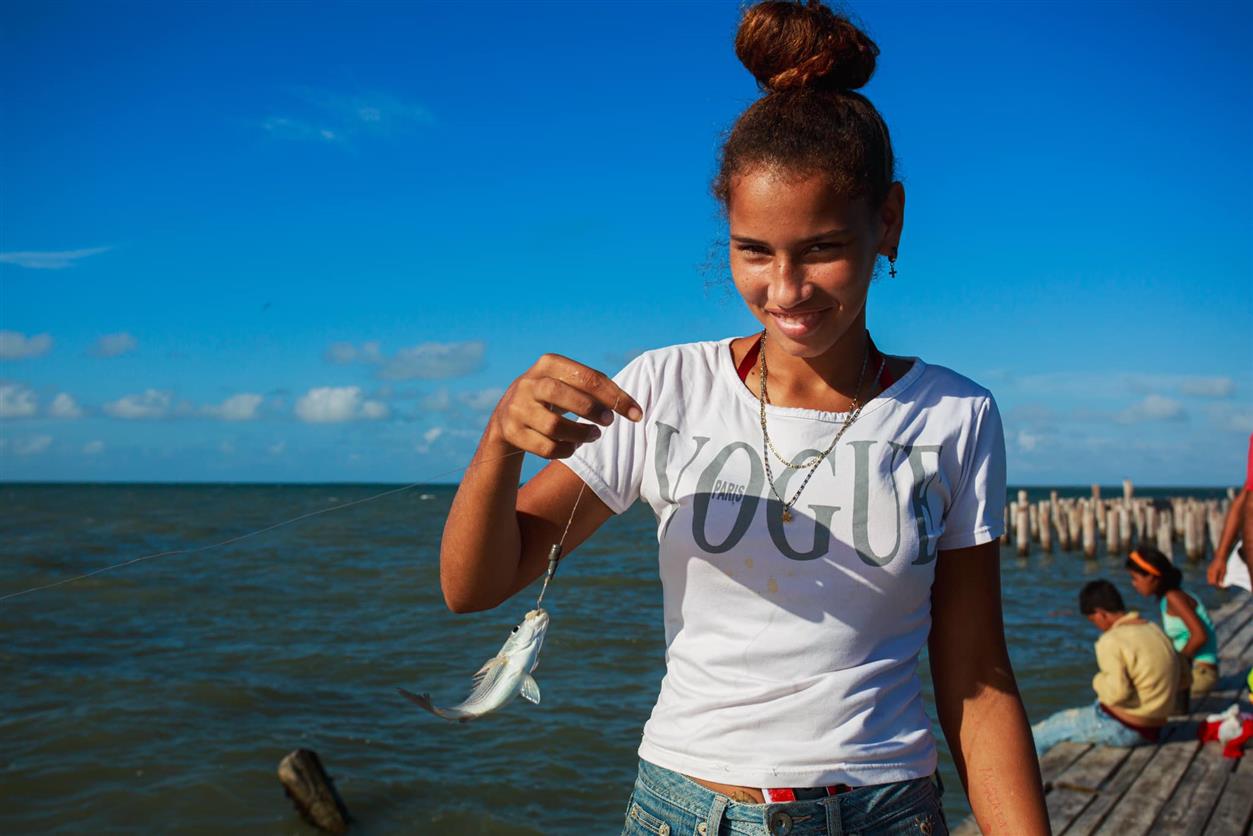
top-left (278, 748), bottom-right (350, 834)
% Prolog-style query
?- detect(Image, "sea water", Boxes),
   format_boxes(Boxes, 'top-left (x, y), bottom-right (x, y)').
top-left (0, 483), bottom-right (1237, 833)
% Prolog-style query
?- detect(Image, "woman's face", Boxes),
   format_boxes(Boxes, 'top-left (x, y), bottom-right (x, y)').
top-left (727, 167), bottom-right (901, 359)
top-left (1128, 569), bottom-right (1158, 597)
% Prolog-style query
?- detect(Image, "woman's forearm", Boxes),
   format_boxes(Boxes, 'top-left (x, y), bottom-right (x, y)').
top-left (939, 681), bottom-right (1050, 835)
top-left (439, 421), bottom-right (526, 613)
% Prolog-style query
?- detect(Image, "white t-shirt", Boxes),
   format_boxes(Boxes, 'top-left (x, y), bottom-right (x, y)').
top-left (560, 336), bottom-right (1006, 788)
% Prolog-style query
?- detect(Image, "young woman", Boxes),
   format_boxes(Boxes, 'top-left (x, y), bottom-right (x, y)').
top-left (1127, 544), bottom-right (1220, 709)
top-left (441, 1), bottom-right (1049, 832)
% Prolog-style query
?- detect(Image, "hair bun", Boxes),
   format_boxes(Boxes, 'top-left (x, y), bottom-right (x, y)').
top-left (735, 0), bottom-right (879, 92)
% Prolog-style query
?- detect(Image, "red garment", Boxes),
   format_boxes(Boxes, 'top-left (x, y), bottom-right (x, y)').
top-left (1245, 433), bottom-right (1252, 490)
top-left (1098, 703), bottom-right (1162, 742)
top-left (735, 332), bottom-right (896, 391)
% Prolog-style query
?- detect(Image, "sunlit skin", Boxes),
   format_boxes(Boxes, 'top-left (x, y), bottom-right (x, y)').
top-left (725, 166), bottom-right (908, 411)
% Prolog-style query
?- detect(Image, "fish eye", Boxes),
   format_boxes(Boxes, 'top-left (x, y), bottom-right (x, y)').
top-left (512, 626), bottom-right (519, 633)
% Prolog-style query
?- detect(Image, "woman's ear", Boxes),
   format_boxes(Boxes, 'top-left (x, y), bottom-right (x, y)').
top-left (874, 182), bottom-right (905, 256)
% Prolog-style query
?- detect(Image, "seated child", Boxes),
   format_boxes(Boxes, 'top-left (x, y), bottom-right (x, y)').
top-left (1126, 544), bottom-right (1220, 711)
top-left (1031, 579), bottom-right (1181, 755)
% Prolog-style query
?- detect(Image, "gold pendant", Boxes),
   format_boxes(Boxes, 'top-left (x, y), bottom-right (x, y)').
top-left (781, 509), bottom-right (792, 523)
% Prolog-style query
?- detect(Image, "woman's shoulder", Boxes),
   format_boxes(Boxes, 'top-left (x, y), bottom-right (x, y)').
top-left (613, 337), bottom-right (732, 377)
top-left (908, 358), bottom-right (997, 404)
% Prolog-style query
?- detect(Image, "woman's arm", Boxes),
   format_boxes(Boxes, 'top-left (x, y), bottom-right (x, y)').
top-left (1207, 490), bottom-right (1247, 587)
top-left (929, 539), bottom-right (1049, 835)
top-left (439, 355), bottom-right (641, 613)
top-left (1164, 589), bottom-right (1208, 660)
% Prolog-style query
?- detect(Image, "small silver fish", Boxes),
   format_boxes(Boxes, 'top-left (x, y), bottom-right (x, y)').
top-left (398, 608), bottom-right (550, 722)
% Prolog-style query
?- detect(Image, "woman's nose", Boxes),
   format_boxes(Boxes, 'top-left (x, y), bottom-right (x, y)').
top-left (769, 256), bottom-right (812, 308)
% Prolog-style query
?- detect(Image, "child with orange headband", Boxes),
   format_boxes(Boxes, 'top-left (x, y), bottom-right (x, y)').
top-left (1126, 544), bottom-right (1219, 711)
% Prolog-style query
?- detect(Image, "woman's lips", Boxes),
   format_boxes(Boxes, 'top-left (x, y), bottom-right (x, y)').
top-left (769, 308), bottom-right (828, 337)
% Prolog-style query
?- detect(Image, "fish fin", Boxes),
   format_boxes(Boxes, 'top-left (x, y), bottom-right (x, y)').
top-left (471, 654), bottom-right (507, 685)
top-left (520, 674), bottom-right (541, 705)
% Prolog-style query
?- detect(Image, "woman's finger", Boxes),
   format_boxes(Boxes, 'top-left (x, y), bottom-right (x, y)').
top-left (537, 353), bottom-right (644, 423)
top-left (524, 398), bottom-right (603, 445)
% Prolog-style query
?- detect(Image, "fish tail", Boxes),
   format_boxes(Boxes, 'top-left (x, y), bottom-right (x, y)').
top-left (396, 687), bottom-right (437, 714)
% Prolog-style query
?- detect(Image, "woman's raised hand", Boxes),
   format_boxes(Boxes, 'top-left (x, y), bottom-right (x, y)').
top-left (488, 353), bottom-right (643, 460)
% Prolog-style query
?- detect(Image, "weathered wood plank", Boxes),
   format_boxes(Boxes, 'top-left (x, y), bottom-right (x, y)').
top-left (1219, 612), bottom-right (1253, 665)
top-left (1092, 738), bottom-right (1200, 836)
top-left (1063, 745), bottom-right (1157, 835)
top-left (1041, 741), bottom-right (1093, 787)
top-left (1054, 745), bottom-right (1131, 793)
top-left (1153, 746), bottom-right (1233, 835)
top-left (1213, 597), bottom-right (1253, 648)
top-left (1047, 788), bottom-right (1095, 833)
top-left (1206, 754), bottom-right (1253, 834)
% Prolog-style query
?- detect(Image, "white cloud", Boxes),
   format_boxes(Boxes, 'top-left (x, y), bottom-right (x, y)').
top-left (1016, 429), bottom-right (1041, 452)
top-left (92, 332), bottom-right (138, 358)
top-left (0, 247), bottom-right (111, 269)
top-left (0, 331), bottom-right (53, 359)
top-left (266, 89), bottom-right (435, 146)
top-left (326, 340), bottom-right (485, 380)
top-left (295, 386), bottom-right (389, 423)
top-left (380, 342), bottom-right (485, 380)
top-left (359, 400), bottom-right (389, 420)
top-left (49, 392), bottom-right (83, 419)
top-left (326, 340), bottom-right (382, 365)
top-left (204, 393), bottom-right (263, 421)
top-left (1207, 403), bottom-right (1253, 433)
top-left (415, 425), bottom-right (445, 453)
top-left (421, 389), bottom-right (452, 412)
top-left (268, 440), bottom-right (287, 456)
top-left (12, 435), bottom-right (52, 455)
top-left (83, 440), bottom-right (105, 455)
top-left (459, 387), bottom-right (504, 412)
top-left (1117, 394), bottom-right (1186, 423)
top-left (104, 389), bottom-right (173, 420)
top-left (0, 383), bottom-right (37, 418)
top-left (1177, 377), bottom-right (1236, 398)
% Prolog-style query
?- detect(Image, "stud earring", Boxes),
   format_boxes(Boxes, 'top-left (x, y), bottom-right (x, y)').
top-left (888, 254), bottom-right (897, 278)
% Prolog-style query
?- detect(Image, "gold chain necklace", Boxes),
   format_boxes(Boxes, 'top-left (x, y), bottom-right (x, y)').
top-left (757, 329), bottom-right (885, 523)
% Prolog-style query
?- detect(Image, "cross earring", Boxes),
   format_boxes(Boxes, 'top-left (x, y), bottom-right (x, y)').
top-left (888, 254), bottom-right (897, 278)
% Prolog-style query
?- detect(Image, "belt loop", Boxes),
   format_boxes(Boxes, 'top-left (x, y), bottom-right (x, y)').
top-left (823, 793), bottom-right (844, 835)
top-left (704, 793), bottom-right (729, 835)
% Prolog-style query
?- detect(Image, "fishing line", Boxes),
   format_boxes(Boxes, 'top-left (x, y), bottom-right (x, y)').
top-left (1, 445), bottom-right (534, 603)
top-left (534, 391), bottom-right (622, 609)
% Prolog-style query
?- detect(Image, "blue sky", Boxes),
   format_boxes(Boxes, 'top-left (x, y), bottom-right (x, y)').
top-left (1, 0), bottom-right (1249, 486)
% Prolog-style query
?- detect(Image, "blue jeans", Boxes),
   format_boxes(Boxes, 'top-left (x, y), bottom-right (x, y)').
top-left (622, 757), bottom-right (947, 835)
top-left (1030, 700), bottom-right (1148, 756)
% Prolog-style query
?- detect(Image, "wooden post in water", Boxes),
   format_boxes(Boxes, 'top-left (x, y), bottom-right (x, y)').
top-left (1082, 502), bottom-right (1097, 560)
top-left (1039, 501), bottom-right (1052, 553)
top-left (1106, 506), bottom-right (1120, 557)
top-left (278, 749), bottom-right (350, 834)
top-left (1157, 512), bottom-right (1173, 558)
top-left (1016, 490), bottom-right (1030, 557)
top-left (1056, 500), bottom-right (1070, 551)
top-left (1208, 505), bottom-right (1224, 554)
top-left (1068, 503), bottom-right (1081, 552)
top-left (1118, 506), bottom-right (1132, 555)
top-left (1001, 505), bottom-right (1011, 546)
top-left (1028, 503), bottom-right (1039, 542)
top-left (1093, 485), bottom-right (1104, 536)
top-left (1185, 503), bottom-right (1206, 562)
top-left (1146, 505), bottom-right (1157, 544)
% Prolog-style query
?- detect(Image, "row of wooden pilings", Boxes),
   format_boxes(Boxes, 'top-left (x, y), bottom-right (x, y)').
top-left (1001, 481), bottom-right (1235, 562)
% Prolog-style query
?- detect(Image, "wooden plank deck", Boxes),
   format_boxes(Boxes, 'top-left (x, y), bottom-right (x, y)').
top-left (953, 592), bottom-right (1253, 835)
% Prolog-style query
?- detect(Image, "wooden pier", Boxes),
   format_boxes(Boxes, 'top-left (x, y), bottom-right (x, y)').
top-left (954, 592), bottom-right (1253, 834)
